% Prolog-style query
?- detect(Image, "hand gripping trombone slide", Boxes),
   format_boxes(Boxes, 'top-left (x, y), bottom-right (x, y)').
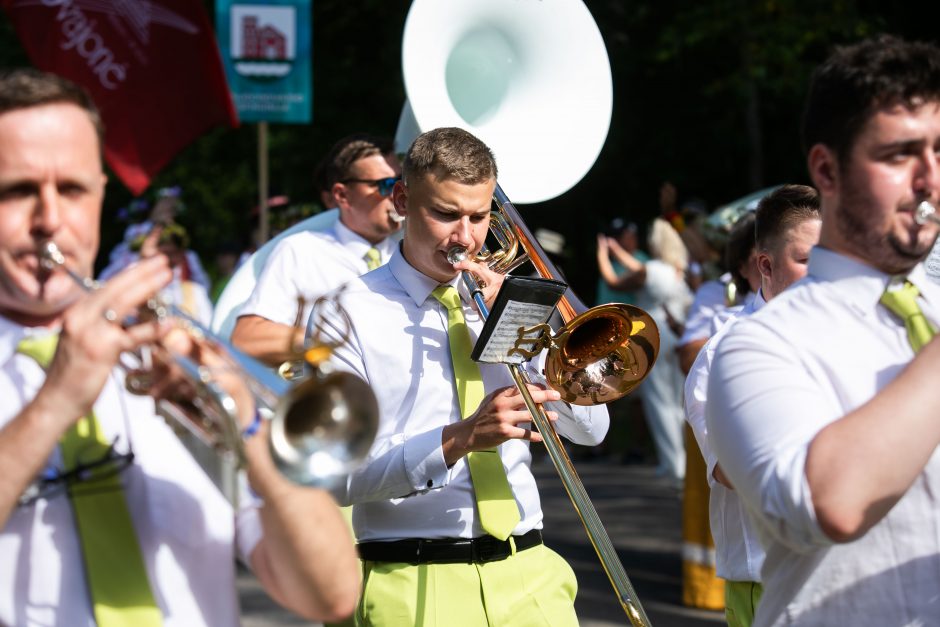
top-left (447, 241), bottom-right (653, 627)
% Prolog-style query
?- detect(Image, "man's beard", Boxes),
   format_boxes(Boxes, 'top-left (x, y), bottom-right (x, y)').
top-left (836, 180), bottom-right (938, 275)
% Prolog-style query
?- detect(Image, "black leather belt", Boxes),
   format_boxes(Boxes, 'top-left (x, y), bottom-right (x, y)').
top-left (357, 529), bottom-right (543, 564)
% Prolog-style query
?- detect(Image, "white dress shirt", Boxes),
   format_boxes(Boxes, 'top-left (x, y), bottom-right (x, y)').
top-left (0, 317), bottom-right (262, 627)
top-left (240, 220), bottom-right (397, 327)
top-left (317, 247), bottom-right (609, 542)
top-left (679, 277), bottom-right (728, 346)
top-left (706, 247), bottom-right (940, 626)
top-left (685, 289), bottom-right (766, 583)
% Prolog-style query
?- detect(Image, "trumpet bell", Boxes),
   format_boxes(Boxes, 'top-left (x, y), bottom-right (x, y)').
top-left (544, 304), bottom-right (660, 406)
top-left (270, 369), bottom-right (380, 487)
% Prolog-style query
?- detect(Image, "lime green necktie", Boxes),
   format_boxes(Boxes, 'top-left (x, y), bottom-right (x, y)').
top-left (17, 335), bottom-right (163, 627)
top-left (364, 247), bottom-right (382, 271)
top-left (880, 281), bottom-right (938, 352)
top-left (431, 286), bottom-right (521, 540)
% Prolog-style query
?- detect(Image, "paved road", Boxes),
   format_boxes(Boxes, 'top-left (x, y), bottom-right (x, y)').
top-left (239, 459), bottom-right (725, 626)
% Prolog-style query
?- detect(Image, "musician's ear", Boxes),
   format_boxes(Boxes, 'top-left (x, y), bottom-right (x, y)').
top-left (332, 182), bottom-right (350, 210)
top-left (808, 144), bottom-right (838, 194)
top-left (392, 181), bottom-right (408, 217)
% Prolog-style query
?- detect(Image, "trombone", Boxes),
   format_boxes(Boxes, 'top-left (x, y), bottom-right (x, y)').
top-left (452, 184), bottom-right (659, 626)
top-left (40, 241), bottom-right (379, 489)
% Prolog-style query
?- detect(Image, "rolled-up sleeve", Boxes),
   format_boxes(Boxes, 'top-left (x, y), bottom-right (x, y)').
top-left (706, 321), bottom-right (834, 552)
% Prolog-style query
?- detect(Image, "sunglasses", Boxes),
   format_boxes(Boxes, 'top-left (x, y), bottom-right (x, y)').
top-left (19, 436), bottom-right (135, 506)
top-left (341, 176), bottom-right (400, 197)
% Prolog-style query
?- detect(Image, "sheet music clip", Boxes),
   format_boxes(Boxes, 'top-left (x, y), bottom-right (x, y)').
top-left (471, 275), bottom-right (568, 364)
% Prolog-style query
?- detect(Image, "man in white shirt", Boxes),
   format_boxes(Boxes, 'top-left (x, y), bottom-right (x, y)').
top-left (232, 134), bottom-right (402, 367)
top-left (685, 185), bottom-right (821, 626)
top-left (0, 69), bottom-right (359, 626)
top-left (318, 127), bottom-right (609, 626)
top-left (706, 36), bottom-right (940, 625)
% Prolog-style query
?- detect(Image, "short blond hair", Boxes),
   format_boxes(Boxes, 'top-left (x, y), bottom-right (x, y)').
top-left (402, 127), bottom-right (497, 186)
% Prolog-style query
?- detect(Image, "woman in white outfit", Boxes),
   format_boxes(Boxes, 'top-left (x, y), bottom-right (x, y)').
top-left (597, 218), bottom-right (692, 481)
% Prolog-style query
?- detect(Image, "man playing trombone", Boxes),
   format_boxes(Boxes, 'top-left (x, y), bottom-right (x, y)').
top-left (317, 127), bottom-right (609, 626)
top-left (0, 69), bottom-right (359, 625)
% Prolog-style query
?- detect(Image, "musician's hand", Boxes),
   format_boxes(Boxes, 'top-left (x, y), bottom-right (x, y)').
top-left (451, 257), bottom-right (504, 311)
top-left (441, 384), bottom-right (560, 466)
top-left (147, 325), bottom-right (258, 431)
top-left (38, 255), bottom-right (172, 426)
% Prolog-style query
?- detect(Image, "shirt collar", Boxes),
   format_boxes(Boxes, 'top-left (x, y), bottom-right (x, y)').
top-left (807, 245), bottom-right (939, 312)
top-left (0, 315), bottom-right (58, 367)
top-left (747, 288), bottom-right (767, 314)
top-left (387, 245), bottom-right (466, 307)
top-left (334, 219), bottom-right (396, 260)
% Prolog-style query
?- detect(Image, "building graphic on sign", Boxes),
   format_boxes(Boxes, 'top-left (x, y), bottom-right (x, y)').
top-left (231, 5), bottom-right (294, 77)
top-left (241, 16), bottom-right (286, 59)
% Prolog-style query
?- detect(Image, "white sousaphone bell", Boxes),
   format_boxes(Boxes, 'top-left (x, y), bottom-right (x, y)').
top-left (395, 0), bottom-right (613, 204)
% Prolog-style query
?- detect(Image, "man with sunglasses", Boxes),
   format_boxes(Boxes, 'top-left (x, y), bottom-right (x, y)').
top-left (232, 134), bottom-right (403, 366)
top-left (0, 69), bottom-right (359, 625)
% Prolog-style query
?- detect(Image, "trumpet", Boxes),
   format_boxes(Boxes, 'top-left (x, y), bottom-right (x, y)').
top-left (447, 184), bottom-right (658, 627)
top-left (40, 241), bottom-right (379, 488)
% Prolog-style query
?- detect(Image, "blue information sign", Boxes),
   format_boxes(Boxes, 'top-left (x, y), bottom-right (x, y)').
top-left (216, 0), bottom-right (312, 123)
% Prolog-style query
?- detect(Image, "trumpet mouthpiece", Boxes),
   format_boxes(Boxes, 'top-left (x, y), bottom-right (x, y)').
top-left (916, 201), bottom-right (939, 226)
top-left (40, 241), bottom-right (65, 271)
top-left (446, 247), bottom-right (469, 264)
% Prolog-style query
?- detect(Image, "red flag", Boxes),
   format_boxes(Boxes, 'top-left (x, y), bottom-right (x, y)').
top-left (1, 0), bottom-right (239, 194)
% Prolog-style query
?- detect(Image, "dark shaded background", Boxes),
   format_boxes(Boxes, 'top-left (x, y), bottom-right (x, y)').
top-left (1, 0), bottom-right (938, 301)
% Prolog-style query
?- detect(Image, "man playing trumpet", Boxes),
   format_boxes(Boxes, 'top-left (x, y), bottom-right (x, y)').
top-left (317, 127), bottom-right (610, 626)
top-left (0, 69), bottom-right (359, 625)
top-left (706, 36), bottom-right (940, 625)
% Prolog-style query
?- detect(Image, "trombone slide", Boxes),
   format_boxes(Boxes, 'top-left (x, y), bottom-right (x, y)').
top-left (456, 262), bottom-right (652, 626)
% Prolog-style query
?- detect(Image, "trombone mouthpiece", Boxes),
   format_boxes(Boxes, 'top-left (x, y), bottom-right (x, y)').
top-left (40, 241), bottom-right (66, 271)
top-left (446, 247), bottom-right (469, 265)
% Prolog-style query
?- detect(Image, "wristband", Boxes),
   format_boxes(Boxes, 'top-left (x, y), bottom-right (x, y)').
top-left (241, 409), bottom-right (262, 440)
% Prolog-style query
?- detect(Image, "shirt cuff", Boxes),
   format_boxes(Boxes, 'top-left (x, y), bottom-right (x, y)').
top-left (403, 426), bottom-right (450, 493)
top-left (235, 499), bottom-right (264, 566)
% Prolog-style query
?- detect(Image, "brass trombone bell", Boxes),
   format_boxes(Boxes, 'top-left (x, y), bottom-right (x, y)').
top-left (543, 304), bottom-right (658, 405)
